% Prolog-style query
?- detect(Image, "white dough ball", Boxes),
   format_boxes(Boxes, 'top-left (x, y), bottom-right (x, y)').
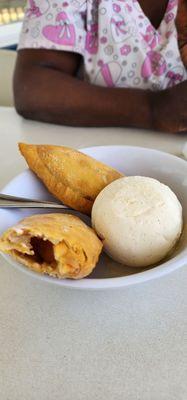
top-left (92, 176), bottom-right (183, 267)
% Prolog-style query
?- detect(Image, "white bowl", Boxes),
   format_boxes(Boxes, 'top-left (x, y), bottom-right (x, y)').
top-left (0, 145), bottom-right (187, 290)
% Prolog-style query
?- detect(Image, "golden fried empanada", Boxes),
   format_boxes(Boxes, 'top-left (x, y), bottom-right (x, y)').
top-left (19, 143), bottom-right (123, 215)
top-left (0, 213), bottom-right (103, 279)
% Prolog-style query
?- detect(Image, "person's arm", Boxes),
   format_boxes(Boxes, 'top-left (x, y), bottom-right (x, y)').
top-left (13, 49), bottom-right (151, 129)
top-left (176, 0), bottom-right (187, 67)
top-left (14, 49), bottom-right (187, 133)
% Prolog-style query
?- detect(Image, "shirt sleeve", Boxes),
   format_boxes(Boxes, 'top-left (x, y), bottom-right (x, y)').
top-left (18, 0), bottom-right (87, 57)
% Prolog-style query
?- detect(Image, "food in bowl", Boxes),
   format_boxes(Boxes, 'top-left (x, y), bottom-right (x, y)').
top-left (0, 145), bottom-right (184, 281)
top-left (92, 176), bottom-right (183, 267)
top-left (0, 213), bottom-right (103, 279)
top-left (18, 143), bottom-right (123, 215)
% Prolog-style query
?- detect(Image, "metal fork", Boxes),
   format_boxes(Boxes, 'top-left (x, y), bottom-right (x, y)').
top-left (0, 193), bottom-right (72, 210)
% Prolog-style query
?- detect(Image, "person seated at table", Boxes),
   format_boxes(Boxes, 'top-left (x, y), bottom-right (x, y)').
top-left (14, 0), bottom-right (187, 133)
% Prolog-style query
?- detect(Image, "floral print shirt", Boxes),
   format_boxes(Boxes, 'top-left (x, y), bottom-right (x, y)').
top-left (19, 0), bottom-right (187, 89)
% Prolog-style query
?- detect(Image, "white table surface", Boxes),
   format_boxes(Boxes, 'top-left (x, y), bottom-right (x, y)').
top-left (0, 22), bottom-right (22, 47)
top-left (0, 107), bottom-right (187, 400)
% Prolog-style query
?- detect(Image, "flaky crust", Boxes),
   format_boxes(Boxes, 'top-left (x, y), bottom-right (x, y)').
top-left (0, 213), bottom-right (103, 279)
top-left (18, 143), bottom-right (123, 215)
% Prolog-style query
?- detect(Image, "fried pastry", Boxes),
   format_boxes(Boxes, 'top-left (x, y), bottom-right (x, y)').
top-left (0, 213), bottom-right (103, 279)
top-left (18, 143), bottom-right (123, 215)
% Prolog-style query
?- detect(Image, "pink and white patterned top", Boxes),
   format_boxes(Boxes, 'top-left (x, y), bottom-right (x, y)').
top-left (19, 0), bottom-right (187, 90)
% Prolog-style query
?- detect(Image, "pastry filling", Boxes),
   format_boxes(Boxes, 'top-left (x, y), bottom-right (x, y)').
top-left (30, 237), bottom-right (55, 264)
top-left (4, 231), bottom-right (90, 277)
top-left (12, 235), bottom-right (84, 275)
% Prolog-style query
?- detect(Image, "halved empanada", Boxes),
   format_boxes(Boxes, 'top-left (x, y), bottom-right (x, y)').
top-left (18, 143), bottom-right (123, 215)
top-left (0, 213), bottom-right (103, 279)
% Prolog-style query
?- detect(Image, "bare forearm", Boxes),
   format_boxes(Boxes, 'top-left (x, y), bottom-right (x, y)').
top-left (14, 64), bottom-right (151, 129)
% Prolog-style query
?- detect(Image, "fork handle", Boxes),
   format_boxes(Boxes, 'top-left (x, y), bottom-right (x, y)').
top-left (0, 193), bottom-right (61, 205)
top-left (0, 193), bottom-right (72, 210)
top-left (0, 202), bottom-right (71, 209)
